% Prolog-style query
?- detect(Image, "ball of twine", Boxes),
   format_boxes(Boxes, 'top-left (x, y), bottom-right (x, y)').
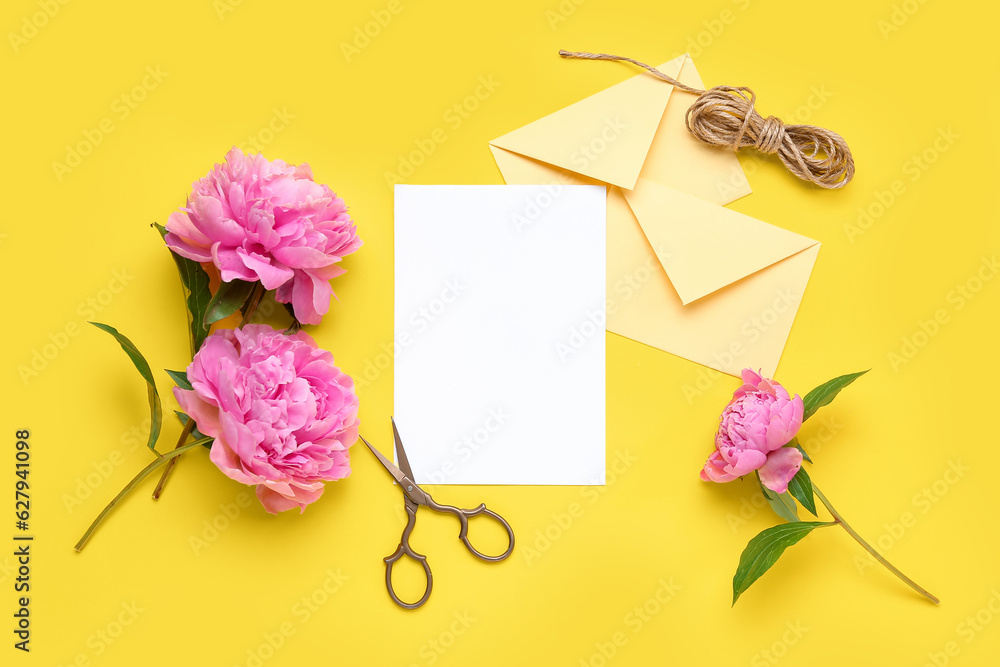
top-left (558, 50), bottom-right (855, 189)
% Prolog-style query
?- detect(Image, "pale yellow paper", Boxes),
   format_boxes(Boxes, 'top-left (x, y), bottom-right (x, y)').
top-left (489, 54), bottom-right (820, 377)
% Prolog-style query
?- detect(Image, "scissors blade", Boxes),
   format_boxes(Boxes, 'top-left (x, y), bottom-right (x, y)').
top-left (391, 417), bottom-right (416, 480)
top-left (359, 435), bottom-right (406, 485)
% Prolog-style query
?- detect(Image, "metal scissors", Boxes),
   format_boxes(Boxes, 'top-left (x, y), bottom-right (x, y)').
top-left (359, 418), bottom-right (515, 609)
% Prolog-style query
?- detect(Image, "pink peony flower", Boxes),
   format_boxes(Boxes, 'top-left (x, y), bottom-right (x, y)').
top-left (164, 147), bottom-right (361, 325)
top-left (700, 369), bottom-right (804, 494)
top-left (174, 324), bottom-right (360, 513)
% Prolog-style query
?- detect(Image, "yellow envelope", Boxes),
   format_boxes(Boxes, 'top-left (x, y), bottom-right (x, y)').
top-left (489, 54), bottom-right (820, 378)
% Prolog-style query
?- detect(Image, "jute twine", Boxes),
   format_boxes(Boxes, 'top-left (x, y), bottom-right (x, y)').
top-left (558, 50), bottom-right (855, 189)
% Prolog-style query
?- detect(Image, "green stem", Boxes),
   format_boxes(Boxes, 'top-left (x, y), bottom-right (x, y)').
top-left (151, 417), bottom-right (195, 500)
top-left (75, 437), bottom-right (213, 552)
top-left (812, 484), bottom-right (939, 605)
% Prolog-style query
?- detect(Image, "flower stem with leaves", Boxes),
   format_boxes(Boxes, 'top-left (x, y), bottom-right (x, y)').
top-left (75, 437), bottom-right (213, 552)
top-left (727, 370), bottom-right (940, 606)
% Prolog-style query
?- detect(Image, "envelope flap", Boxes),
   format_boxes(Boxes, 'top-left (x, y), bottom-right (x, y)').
top-left (489, 56), bottom-right (688, 191)
top-left (623, 179), bottom-right (819, 305)
top-left (489, 145), bottom-right (602, 187)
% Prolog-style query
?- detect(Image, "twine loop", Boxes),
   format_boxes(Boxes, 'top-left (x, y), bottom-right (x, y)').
top-left (754, 115), bottom-right (784, 155)
top-left (558, 50), bottom-right (855, 189)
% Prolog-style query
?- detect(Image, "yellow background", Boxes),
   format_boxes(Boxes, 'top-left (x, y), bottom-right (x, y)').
top-left (2, 0), bottom-right (998, 665)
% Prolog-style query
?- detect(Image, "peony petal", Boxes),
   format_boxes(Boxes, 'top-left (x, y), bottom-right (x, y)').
top-left (212, 244), bottom-right (258, 283)
top-left (758, 447), bottom-right (803, 495)
top-left (255, 485), bottom-right (302, 514)
top-left (284, 270), bottom-right (332, 325)
top-left (271, 244), bottom-right (338, 269)
top-left (256, 480), bottom-right (325, 514)
top-left (164, 212), bottom-right (214, 263)
top-left (209, 438), bottom-right (257, 486)
top-left (164, 211), bottom-right (215, 257)
top-left (164, 234), bottom-right (214, 263)
top-left (186, 332), bottom-right (239, 401)
top-left (227, 182), bottom-right (247, 220)
top-left (789, 395), bottom-right (804, 432)
top-left (173, 387), bottom-right (222, 439)
top-left (220, 412), bottom-right (258, 464)
top-left (165, 210), bottom-right (211, 246)
top-left (238, 248), bottom-right (295, 290)
top-left (722, 448), bottom-right (767, 477)
top-left (764, 414), bottom-right (796, 450)
top-left (700, 450), bottom-right (739, 483)
top-left (190, 194), bottom-right (246, 246)
top-left (311, 262), bottom-right (346, 281)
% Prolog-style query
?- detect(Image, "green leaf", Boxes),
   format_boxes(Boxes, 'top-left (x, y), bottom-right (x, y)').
top-left (90, 322), bottom-right (162, 455)
top-left (802, 370), bottom-right (869, 421)
top-left (732, 521), bottom-right (835, 605)
top-left (758, 476), bottom-right (799, 523)
top-left (165, 369), bottom-right (191, 391)
top-left (153, 223), bottom-right (213, 355)
top-left (173, 411), bottom-right (210, 448)
top-left (204, 279), bottom-right (255, 324)
top-left (786, 436), bottom-right (812, 464)
top-left (787, 467), bottom-right (817, 516)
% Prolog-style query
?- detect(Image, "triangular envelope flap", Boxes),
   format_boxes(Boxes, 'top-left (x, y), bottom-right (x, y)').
top-left (489, 145), bottom-right (602, 187)
top-left (636, 55), bottom-right (752, 206)
top-left (623, 179), bottom-right (818, 305)
top-left (489, 56), bottom-right (687, 191)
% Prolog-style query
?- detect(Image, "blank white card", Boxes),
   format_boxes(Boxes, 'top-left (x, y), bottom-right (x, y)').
top-left (393, 185), bottom-right (606, 484)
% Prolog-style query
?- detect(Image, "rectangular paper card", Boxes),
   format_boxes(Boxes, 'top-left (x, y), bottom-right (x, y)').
top-left (393, 184), bottom-right (606, 484)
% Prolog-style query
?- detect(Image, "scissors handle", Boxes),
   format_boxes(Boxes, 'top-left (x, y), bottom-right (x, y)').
top-left (384, 504), bottom-right (433, 610)
top-left (425, 498), bottom-right (516, 562)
